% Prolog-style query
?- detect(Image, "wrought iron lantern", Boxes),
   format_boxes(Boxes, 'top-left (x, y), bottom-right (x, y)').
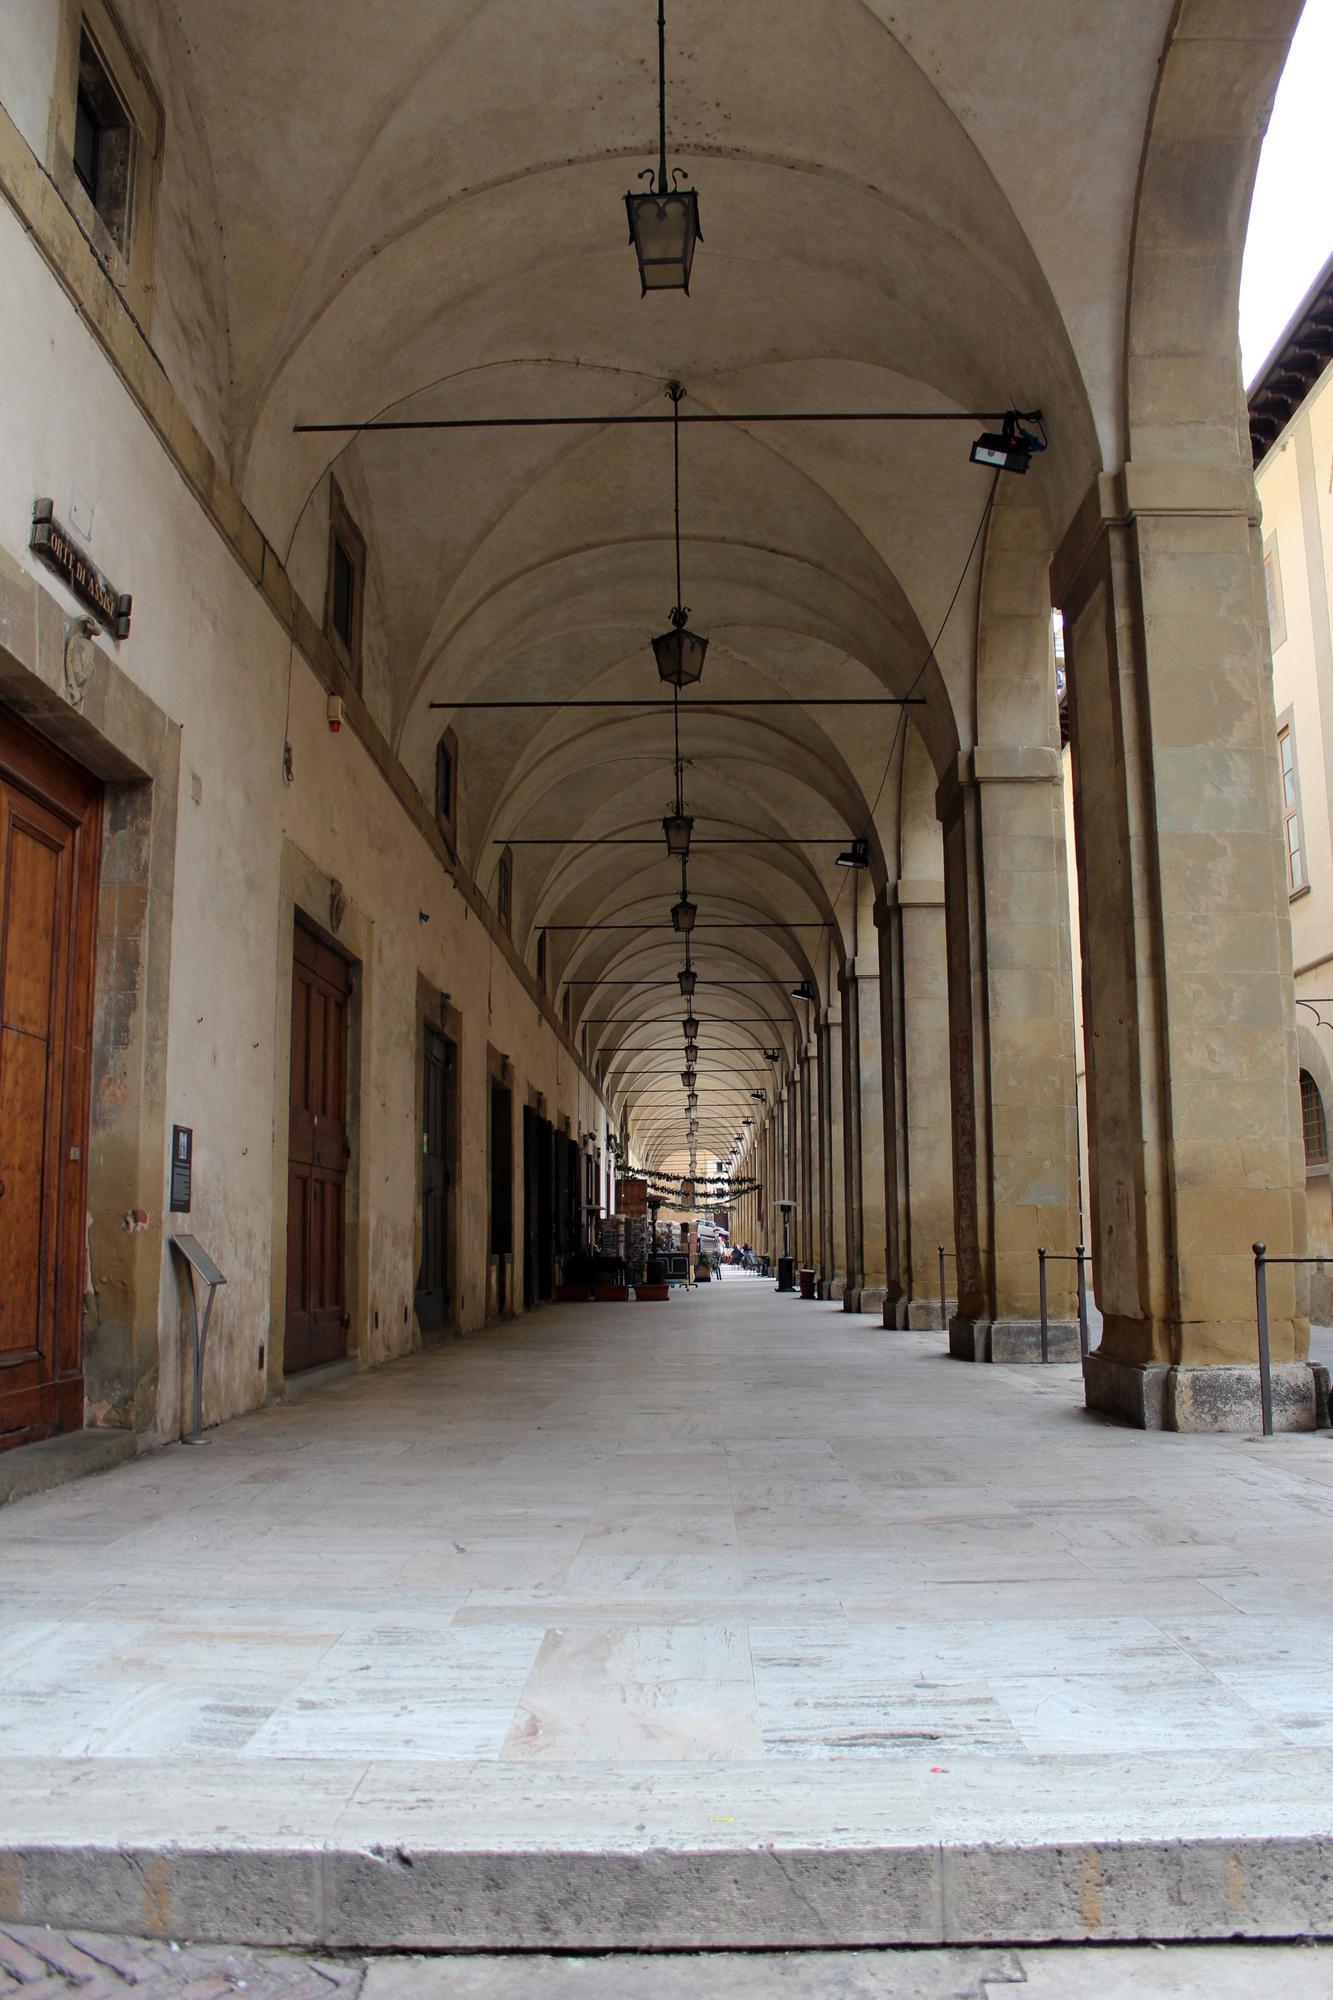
top-left (680, 1069), bottom-right (694, 1088)
top-left (682, 1013), bottom-right (699, 1039)
top-left (663, 811), bottom-right (693, 857)
top-left (672, 894), bottom-right (696, 933)
top-left (684, 1039), bottom-right (698, 1063)
top-left (678, 963), bottom-right (696, 998)
top-left (652, 616), bottom-right (708, 690)
top-left (625, 0), bottom-right (702, 294)
top-left (688, 1091), bottom-right (698, 1110)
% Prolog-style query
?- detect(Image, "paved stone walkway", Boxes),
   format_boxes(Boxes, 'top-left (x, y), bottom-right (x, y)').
top-left (1, 1932), bottom-right (1331, 1996)
top-left (3, 1272), bottom-right (1333, 1945)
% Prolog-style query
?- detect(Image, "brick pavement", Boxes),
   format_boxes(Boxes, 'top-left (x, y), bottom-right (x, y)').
top-left (0, 1930), bottom-right (363, 1999)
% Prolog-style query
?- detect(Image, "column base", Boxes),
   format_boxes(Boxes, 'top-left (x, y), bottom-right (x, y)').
top-left (859, 1285), bottom-right (888, 1316)
top-left (949, 1317), bottom-right (1080, 1362)
top-left (1083, 1354), bottom-right (1332, 1432)
top-left (881, 1297), bottom-right (909, 1329)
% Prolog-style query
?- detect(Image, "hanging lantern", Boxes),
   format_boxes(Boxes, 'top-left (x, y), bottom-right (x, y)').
top-left (684, 1039), bottom-right (698, 1063)
top-left (625, 1), bottom-right (702, 295)
top-left (677, 965), bottom-right (696, 997)
top-left (652, 616), bottom-right (708, 689)
top-left (672, 895), bottom-right (696, 933)
top-left (680, 1069), bottom-right (694, 1088)
top-left (663, 811), bottom-right (693, 857)
top-left (682, 1013), bottom-right (699, 1039)
top-left (688, 1091), bottom-right (698, 1110)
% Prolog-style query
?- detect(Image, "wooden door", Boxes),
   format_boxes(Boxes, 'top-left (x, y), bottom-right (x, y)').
top-left (415, 1024), bottom-right (449, 1332)
top-left (0, 709), bottom-right (101, 1450)
top-left (285, 921), bottom-right (351, 1375)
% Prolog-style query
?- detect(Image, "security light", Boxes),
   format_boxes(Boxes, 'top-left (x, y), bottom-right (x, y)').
top-left (835, 838), bottom-right (869, 870)
top-left (970, 410), bottom-right (1045, 476)
top-left (790, 979), bottom-right (815, 1001)
top-left (764, 1048), bottom-right (782, 1063)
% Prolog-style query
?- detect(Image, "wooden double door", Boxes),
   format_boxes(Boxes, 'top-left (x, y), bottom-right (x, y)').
top-left (0, 710), bottom-right (101, 1450)
top-left (284, 920), bottom-right (352, 1375)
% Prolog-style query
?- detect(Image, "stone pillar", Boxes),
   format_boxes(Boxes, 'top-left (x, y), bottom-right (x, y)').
top-left (839, 972), bottom-right (864, 1308)
top-left (875, 900), bottom-right (909, 1326)
top-left (893, 880), bottom-right (954, 1327)
top-left (1054, 468), bottom-right (1310, 1429)
top-left (854, 953), bottom-right (890, 1317)
top-left (799, 1044), bottom-right (815, 1270)
top-left (938, 746), bottom-right (1081, 1363)
top-left (822, 1004), bottom-right (847, 1299)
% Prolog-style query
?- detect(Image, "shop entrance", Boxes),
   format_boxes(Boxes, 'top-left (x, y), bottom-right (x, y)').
top-left (284, 919), bottom-right (352, 1375)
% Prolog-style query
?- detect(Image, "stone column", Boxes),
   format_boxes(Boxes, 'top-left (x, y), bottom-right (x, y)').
top-left (822, 1003), bottom-right (847, 1299)
top-left (893, 880), bottom-right (954, 1327)
top-left (853, 952), bottom-right (890, 1317)
top-left (839, 972), bottom-right (864, 1308)
top-left (799, 1044), bottom-right (815, 1270)
top-left (875, 900), bottom-right (909, 1326)
top-left (1054, 468), bottom-right (1310, 1429)
top-left (938, 746), bottom-right (1081, 1363)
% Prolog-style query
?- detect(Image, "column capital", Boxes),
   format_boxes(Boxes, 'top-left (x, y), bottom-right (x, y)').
top-left (1052, 462), bottom-right (1259, 604)
top-left (935, 745), bottom-right (1062, 817)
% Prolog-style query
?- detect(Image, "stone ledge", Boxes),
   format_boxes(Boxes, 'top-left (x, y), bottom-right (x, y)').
top-left (0, 1428), bottom-right (136, 1508)
top-left (7, 1834), bottom-right (1333, 1949)
top-left (1084, 1355), bottom-right (1327, 1432)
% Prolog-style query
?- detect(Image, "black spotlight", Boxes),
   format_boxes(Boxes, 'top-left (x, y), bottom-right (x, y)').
top-left (835, 838), bottom-right (869, 870)
top-left (970, 410), bottom-right (1045, 476)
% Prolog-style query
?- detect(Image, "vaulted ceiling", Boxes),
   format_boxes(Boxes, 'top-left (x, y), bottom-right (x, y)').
top-left (167, 0), bottom-right (1181, 1171)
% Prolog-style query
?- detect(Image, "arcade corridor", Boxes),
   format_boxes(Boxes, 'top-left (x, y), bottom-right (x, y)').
top-left (3, 1278), bottom-right (1331, 1947)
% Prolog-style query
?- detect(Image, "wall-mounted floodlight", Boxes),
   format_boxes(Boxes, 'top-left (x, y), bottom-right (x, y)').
top-left (790, 980), bottom-right (816, 1001)
top-left (970, 410), bottom-right (1045, 475)
top-left (763, 1048), bottom-right (782, 1063)
top-left (750, 1089), bottom-right (766, 1102)
top-left (835, 838), bottom-right (869, 870)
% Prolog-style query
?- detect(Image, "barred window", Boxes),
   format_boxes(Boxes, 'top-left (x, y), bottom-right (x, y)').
top-left (1302, 1070), bottom-right (1328, 1167)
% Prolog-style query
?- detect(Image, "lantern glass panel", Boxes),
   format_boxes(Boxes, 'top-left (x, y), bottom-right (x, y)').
top-left (625, 188), bottom-right (701, 293)
top-left (652, 627), bottom-right (708, 688)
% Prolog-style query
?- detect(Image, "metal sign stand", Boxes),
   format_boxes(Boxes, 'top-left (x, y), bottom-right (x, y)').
top-left (170, 1235), bottom-right (226, 1445)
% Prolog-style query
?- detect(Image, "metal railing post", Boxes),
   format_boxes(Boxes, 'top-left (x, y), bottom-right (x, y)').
top-left (939, 1245), bottom-right (947, 1335)
top-left (1253, 1242), bottom-right (1273, 1438)
top-left (1038, 1247), bottom-right (1048, 1363)
top-left (1076, 1243), bottom-right (1089, 1359)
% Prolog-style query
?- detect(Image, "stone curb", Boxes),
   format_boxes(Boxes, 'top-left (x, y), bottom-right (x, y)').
top-left (4, 1836), bottom-right (1333, 1949)
top-left (0, 1430), bottom-right (137, 1509)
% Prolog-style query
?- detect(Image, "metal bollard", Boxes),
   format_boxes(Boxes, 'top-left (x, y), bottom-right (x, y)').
top-left (1253, 1242), bottom-right (1273, 1438)
top-left (1076, 1244), bottom-right (1089, 1360)
top-left (939, 1245), bottom-right (947, 1337)
top-left (1038, 1247), bottom-right (1048, 1363)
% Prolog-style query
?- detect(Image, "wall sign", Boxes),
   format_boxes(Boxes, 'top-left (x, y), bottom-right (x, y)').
top-left (169, 1125), bottom-right (193, 1214)
top-left (30, 500), bottom-right (132, 639)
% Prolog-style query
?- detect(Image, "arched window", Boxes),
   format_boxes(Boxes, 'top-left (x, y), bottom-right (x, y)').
top-left (1301, 1070), bottom-right (1328, 1166)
